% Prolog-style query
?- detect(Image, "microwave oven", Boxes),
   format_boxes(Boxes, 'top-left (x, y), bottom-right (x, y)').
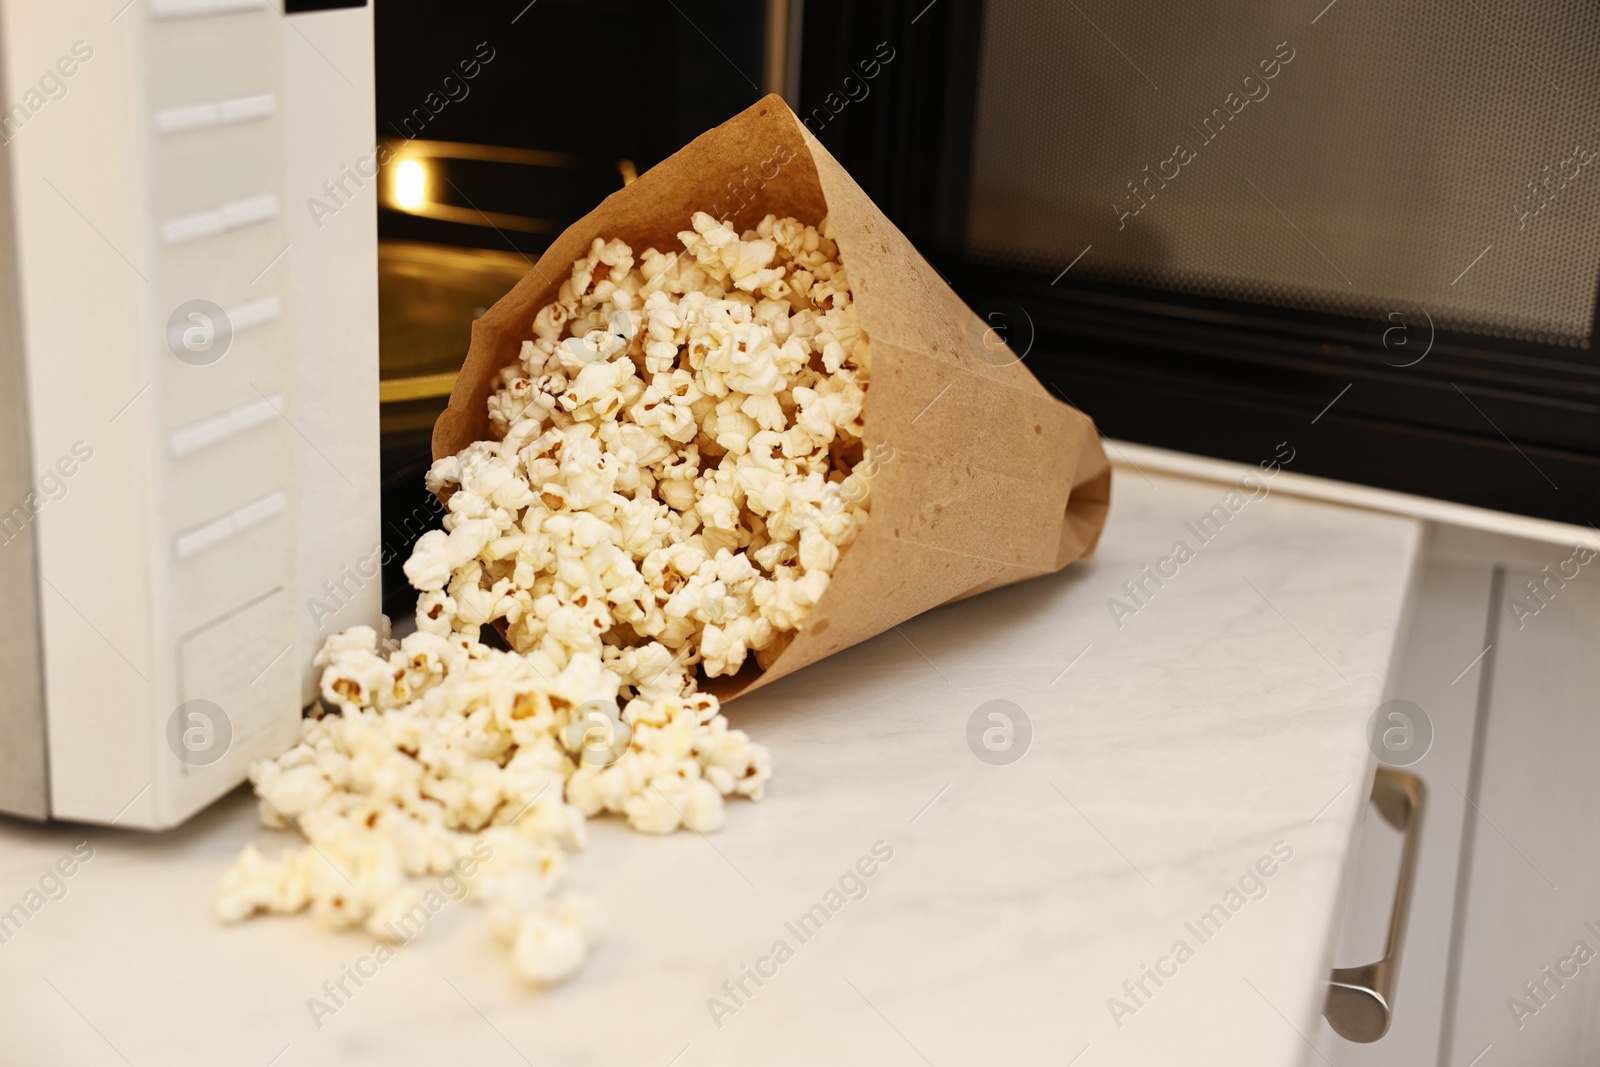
top-left (0, 0), bottom-right (380, 828)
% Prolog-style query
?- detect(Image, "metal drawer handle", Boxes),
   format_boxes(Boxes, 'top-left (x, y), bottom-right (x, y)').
top-left (1324, 767), bottom-right (1425, 1043)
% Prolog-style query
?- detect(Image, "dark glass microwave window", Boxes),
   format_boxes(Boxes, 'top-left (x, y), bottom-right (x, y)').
top-left (966, 2), bottom-right (1600, 349)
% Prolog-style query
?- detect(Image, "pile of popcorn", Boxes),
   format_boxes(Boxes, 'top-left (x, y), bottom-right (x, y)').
top-left (217, 212), bottom-right (873, 985)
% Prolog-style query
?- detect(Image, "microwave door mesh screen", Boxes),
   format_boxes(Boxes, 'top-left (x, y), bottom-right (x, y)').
top-left (966, 0), bottom-right (1600, 349)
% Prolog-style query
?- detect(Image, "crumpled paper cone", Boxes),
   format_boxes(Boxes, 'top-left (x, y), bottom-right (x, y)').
top-left (433, 94), bottom-right (1111, 700)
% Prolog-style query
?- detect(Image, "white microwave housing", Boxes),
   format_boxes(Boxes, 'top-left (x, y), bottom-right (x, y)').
top-left (0, 0), bottom-right (380, 828)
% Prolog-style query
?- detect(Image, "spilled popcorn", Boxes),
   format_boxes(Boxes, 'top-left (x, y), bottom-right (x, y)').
top-left (218, 212), bottom-right (872, 985)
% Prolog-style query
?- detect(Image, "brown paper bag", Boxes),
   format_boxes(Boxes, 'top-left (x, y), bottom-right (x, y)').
top-left (433, 94), bottom-right (1112, 700)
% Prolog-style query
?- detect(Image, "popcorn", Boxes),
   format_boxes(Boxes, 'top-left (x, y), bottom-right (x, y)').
top-left (425, 212), bottom-right (872, 680)
top-left (221, 211), bottom-right (864, 988)
top-left (219, 625), bottom-right (773, 984)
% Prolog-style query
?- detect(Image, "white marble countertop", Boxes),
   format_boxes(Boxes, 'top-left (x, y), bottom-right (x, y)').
top-left (0, 467), bottom-right (1421, 1067)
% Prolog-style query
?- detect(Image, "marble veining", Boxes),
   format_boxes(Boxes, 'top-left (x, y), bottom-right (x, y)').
top-left (0, 469), bottom-right (1421, 1067)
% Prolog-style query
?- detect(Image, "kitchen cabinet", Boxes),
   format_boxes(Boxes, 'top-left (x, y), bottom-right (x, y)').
top-left (1435, 534), bottom-right (1600, 1065)
top-left (1312, 527), bottom-right (1600, 1067)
